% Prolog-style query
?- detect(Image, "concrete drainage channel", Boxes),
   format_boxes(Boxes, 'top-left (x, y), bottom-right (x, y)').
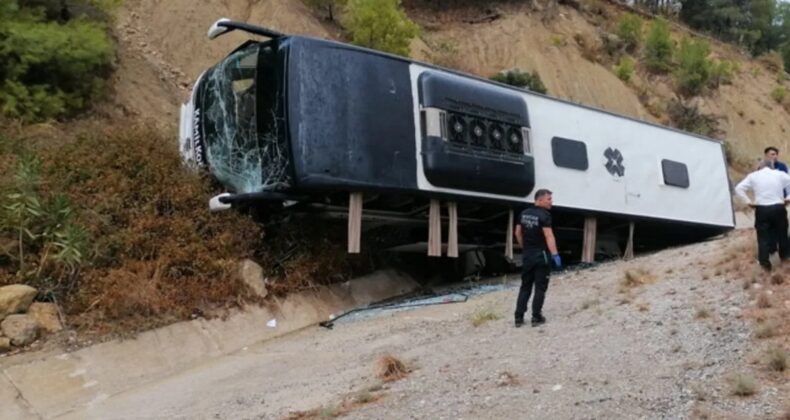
top-left (0, 265), bottom-right (605, 419)
top-left (4, 276), bottom-right (613, 411)
top-left (0, 269), bottom-right (422, 420)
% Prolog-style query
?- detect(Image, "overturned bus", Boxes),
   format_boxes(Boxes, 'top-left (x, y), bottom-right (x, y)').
top-left (179, 19), bottom-right (735, 264)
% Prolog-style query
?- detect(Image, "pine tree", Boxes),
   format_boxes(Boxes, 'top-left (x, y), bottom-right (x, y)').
top-left (343, 0), bottom-right (420, 57)
top-left (645, 19), bottom-right (674, 73)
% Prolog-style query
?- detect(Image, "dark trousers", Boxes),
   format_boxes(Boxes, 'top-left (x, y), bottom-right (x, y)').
top-left (515, 251), bottom-right (551, 321)
top-left (755, 204), bottom-right (790, 269)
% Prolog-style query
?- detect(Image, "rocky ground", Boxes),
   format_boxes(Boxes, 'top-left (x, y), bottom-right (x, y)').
top-left (58, 229), bottom-right (788, 420)
top-left (0, 285), bottom-right (63, 354)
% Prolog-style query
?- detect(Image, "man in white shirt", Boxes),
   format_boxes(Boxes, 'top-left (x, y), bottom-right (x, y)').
top-left (734, 160), bottom-right (790, 271)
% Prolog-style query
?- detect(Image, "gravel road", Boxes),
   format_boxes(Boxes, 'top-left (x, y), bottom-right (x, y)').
top-left (66, 231), bottom-right (788, 420)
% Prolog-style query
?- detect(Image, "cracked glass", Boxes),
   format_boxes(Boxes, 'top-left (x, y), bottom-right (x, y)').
top-left (200, 44), bottom-right (289, 193)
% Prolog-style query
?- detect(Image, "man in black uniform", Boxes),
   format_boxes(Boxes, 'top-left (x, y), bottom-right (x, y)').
top-left (514, 189), bottom-right (561, 327)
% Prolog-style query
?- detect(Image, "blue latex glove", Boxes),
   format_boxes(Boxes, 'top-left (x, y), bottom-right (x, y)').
top-left (552, 254), bottom-right (562, 269)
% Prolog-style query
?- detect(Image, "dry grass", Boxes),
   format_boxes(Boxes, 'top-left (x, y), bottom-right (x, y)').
top-left (285, 402), bottom-right (352, 419)
top-left (366, 384), bottom-right (384, 393)
top-left (496, 371), bottom-right (520, 387)
top-left (766, 347), bottom-right (787, 372)
top-left (754, 322), bottom-right (777, 339)
top-left (690, 405), bottom-right (712, 419)
top-left (1, 122), bottom-right (263, 335)
top-left (353, 391), bottom-right (378, 404)
top-left (574, 32), bottom-right (602, 63)
top-left (727, 372), bottom-right (759, 396)
top-left (728, 229), bottom-right (790, 414)
top-left (470, 307), bottom-right (501, 327)
top-left (770, 273), bottom-right (785, 285)
top-left (284, 387), bottom-right (384, 419)
top-left (1, 121), bottom-right (371, 339)
top-left (757, 51), bottom-right (784, 73)
top-left (690, 382), bottom-right (709, 401)
top-left (620, 268), bottom-right (656, 289)
top-left (695, 307), bottom-right (711, 319)
top-left (756, 292), bottom-right (772, 308)
top-left (318, 405), bottom-right (344, 418)
top-left (425, 37), bottom-right (472, 72)
top-left (714, 233), bottom-right (756, 275)
top-left (580, 299), bottom-right (600, 310)
top-left (376, 354), bottom-right (409, 383)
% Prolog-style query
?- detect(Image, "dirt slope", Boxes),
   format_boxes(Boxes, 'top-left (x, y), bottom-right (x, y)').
top-left (411, 5), bottom-right (652, 120)
top-left (111, 0), bottom-right (333, 126)
top-left (113, 1), bottom-right (649, 125)
top-left (410, 2), bottom-right (790, 164)
top-left (111, 0), bottom-right (790, 166)
top-left (60, 231), bottom-right (789, 419)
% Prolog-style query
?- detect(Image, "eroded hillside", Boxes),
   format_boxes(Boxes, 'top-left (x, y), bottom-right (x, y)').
top-left (113, 0), bottom-right (790, 174)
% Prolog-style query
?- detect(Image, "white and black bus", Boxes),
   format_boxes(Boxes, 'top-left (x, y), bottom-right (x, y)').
top-left (179, 19), bottom-right (734, 262)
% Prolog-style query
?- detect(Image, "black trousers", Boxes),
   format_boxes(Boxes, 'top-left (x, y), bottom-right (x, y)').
top-left (515, 251), bottom-right (551, 321)
top-left (755, 204), bottom-right (790, 269)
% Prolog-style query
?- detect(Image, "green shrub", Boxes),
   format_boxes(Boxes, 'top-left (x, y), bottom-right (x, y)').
top-left (490, 69), bottom-right (548, 94)
top-left (601, 32), bottom-right (625, 57)
top-left (0, 154), bottom-right (88, 299)
top-left (343, 0), bottom-right (420, 57)
top-left (710, 60), bottom-right (736, 87)
top-left (771, 86), bottom-right (787, 103)
top-left (615, 56), bottom-right (636, 81)
top-left (667, 99), bottom-right (720, 137)
top-left (645, 19), bottom-right (674, 73)
top-left (616, 13), bottom-right (643, 52)
top-left (0, 1), bottom-right (115, 121)
top-left (675, 37), bottom-right (713, 96)
top-left (550, 35), bottom-right (568, 47)
top-left (428, 38), bottom-right (461, 69)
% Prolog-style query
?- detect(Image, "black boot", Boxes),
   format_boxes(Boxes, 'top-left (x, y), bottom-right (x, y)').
top-left (531, 314), bottom-right (546, 327)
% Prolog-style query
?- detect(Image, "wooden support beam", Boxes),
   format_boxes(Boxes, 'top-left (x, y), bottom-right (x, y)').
top-left (428, 199), bottom-right (442, 257)
top-left (623, 221), bottom-right (635, 260)
top-left (447, 202), bottom-right (459, 258)
top-left (505, 209), bottom-right (514, 260)
top-left (581, 216), bottom-right (597, 263)
top-left (347, 192), bottom-right (363, 254)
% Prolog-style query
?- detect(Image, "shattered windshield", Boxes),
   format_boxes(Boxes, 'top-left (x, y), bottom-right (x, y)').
top-left (199, 43), bottom-right (289, 193)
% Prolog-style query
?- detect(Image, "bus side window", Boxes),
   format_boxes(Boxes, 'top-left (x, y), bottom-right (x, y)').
top-left (551, 137), bottom-right (588, 170)
top-left (661, 159), bottom-right (690, 188)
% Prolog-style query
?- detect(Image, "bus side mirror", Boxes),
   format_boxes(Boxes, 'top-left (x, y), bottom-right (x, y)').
top-left (208, 18), bottom-right (232, 40)
top-left (209, 193), bottom-right (233, 211)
